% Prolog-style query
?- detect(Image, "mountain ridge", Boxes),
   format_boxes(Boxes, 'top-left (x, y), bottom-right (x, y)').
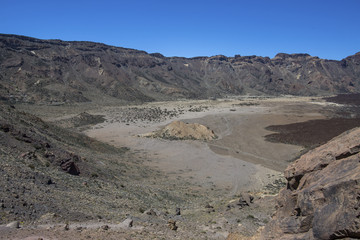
top-left (1, 34), bottom-right (360, 104)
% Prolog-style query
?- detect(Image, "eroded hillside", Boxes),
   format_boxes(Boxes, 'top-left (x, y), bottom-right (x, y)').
top-left (1, 34), bottom-right (360, 104)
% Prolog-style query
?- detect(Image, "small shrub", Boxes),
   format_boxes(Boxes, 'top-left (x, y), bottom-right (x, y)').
top-left (91, 172), bottom-right (99, 178)
top-left (247, 214), bottom-right (255, 219)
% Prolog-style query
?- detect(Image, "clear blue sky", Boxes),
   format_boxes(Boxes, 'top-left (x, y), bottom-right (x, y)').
top-left (1, 0), bottom-right (359, 60)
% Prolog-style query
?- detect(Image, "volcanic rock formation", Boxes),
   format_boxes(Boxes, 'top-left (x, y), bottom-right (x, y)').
top-left (263, 127), bottom-right (360, 240)
top-left (1, 34), bottom-right (360, 104)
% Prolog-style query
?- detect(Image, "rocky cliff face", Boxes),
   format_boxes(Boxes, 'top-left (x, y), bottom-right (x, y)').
top-left (263, 127), bottom-right (360, 240)
top-left (1, 34), bottom-right (360, 104)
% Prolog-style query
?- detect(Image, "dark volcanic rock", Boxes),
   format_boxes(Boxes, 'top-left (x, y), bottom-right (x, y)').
top-left (1, 34), bottom-right (360, 104)
top-left (325, 93), bottom-right (360, 106)
top-left (168, 219), bottom-right (178, 231)
top-left (60, 159), bottom-right (80, 175)
top-left (263, 127), bottom-right (360, 240)
top-left (238, 193), bottom-right (254, 207)
top-left (265, 117), bottom-right (360, 148)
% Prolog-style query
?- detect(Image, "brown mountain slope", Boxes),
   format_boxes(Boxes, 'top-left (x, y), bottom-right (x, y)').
top-left (1, 34), bottom-right (360, 104)
top-left (0, 103), bottom-right (211, 225)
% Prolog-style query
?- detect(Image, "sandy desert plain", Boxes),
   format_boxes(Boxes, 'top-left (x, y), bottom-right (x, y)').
top-left (2, 95), bottom-right (356, 239)
top-left (84, 97), bottom-right (323, 192)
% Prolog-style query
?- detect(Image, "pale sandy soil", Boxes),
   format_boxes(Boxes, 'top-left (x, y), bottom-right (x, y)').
top-left (84, 97), bottom-right (325, 194)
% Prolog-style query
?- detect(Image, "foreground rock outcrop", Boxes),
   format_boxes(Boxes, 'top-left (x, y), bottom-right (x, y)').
top-left (264, 128), bottom-right (360, 239)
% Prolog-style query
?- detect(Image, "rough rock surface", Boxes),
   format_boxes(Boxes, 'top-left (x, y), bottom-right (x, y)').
top-left (141, 120), bottom-right (217, 140)
top-left (1, 34), bottom-right (360, 104)
top-left (263, 127), bottom-right (360, 240)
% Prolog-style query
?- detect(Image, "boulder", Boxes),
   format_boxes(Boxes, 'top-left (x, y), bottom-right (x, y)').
top-left (119, 218), bottom-right (133, 228)
top-left (176, 207), bottom-right (181, 216)
top-left (144, 209), bottom-right (157, 216)
top-left (60, 159), bottom-right (80, 175)
top-left (205, 203), bottom-right (215, 213)
top-left (168, 219), bottom-right (178, 231)
top-left (6, 221), bottom-right (19, 229)
top-left (238, 193), bottom-right (254, 207)
top-left (263, 128), bottom-right (360, 239)
top-left (100, 225), bottom-right (109, 230)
